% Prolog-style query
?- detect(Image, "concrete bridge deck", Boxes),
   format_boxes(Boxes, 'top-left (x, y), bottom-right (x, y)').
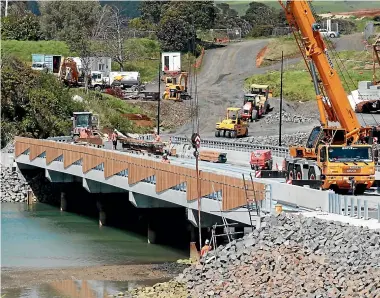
top-left (14, 137), bottom-right (380, 232)
top-left (14, 137), bottom-right (274, 228)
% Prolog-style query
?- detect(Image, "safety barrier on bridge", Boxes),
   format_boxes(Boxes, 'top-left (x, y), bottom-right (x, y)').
top-left (15, 137), bottom-right (267, 211)
top-left (171, 136), bottom-right (290, 157)
top-left (328, 192), bottom-right (380, 222)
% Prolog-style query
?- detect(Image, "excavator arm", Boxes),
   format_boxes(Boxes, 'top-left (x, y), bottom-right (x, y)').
top-left (279, 0), bottom-right (362, 142)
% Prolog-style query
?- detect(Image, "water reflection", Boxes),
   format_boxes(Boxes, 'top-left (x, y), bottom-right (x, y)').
top-left (2, 279), bottom-right (166, 298)
top-left (1, 202), bottom-right (186, 269)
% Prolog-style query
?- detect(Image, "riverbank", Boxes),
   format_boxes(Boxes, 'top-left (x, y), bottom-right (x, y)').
top-left (120, 213), bottom-right (380, 297)
top-left (1, 264), bottom-right (180, 290)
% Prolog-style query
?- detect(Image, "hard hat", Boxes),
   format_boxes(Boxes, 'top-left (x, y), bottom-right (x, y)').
top-left (205, 239), bottom-right (209, 244)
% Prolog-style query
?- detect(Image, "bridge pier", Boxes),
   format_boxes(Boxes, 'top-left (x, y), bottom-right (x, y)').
top-left (96, 199), bottom-right (106, 226)
top-left (60, 192), bottom-right (67, 212)
top-left (147, 222), bottom-right (157, 244)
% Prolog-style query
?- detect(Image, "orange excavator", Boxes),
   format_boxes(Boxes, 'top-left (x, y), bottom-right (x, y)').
top-left (59, 58), bottom-right (80, 87)
top-left (279, 0), bottom-right (378, 194)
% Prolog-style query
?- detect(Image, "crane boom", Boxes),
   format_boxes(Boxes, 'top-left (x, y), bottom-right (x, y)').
top-left (278, 0), bottom-right (376, 194)
top-left (280, 0), bottom-right (362, 139)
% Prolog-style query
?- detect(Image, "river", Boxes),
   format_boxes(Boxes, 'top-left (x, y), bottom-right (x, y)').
top-left (1, 202), bottom-right (187, 297)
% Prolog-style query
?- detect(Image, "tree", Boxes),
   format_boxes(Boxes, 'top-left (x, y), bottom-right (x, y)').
top-left (156, 12), bottom-right (192, 52)
top-left (39, 1), bottom-right (103, 40)
top-left (140, 1), bottom-right (168, 24)
top-left (243, 2), bottom-right (277, 26)
top-left (98, 6), bottom-right (129, 71)
top-left (1, 55), bottom-right (83, 147)
top-left (1, 11), bottom-right (43, 40)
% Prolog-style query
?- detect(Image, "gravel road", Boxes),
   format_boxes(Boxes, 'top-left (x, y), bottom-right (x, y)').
top-left (168, 33), bottom-right (378, 141)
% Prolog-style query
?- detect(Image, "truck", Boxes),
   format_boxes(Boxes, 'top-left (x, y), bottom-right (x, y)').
top-left (250, 150), bottom-right (272, 170)
top-left (31, 54), bottom-right (62, 75)
top-left (278, 0), bottom-right (377, 195)
top-left (241, 84), bottom-right (271, 122)
top-left (348, 37), bottom-right (380, 113)
top-left (90, 71), bottom-right (145, 93)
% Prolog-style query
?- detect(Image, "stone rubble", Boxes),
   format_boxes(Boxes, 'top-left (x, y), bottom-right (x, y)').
top-left (0, 166), bottom-right (30, 203)
top-left (119, 213), bottom-right (380, 297)
top-left (237, 132), bottom-right (309, 147)
top-left (177, 213), bottom-right (380, 297)
top-left (264, 111), bottom-right (314, 124)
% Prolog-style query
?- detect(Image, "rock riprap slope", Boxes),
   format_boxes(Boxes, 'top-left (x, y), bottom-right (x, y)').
top-left (177, 213), bottom-right (380, 297)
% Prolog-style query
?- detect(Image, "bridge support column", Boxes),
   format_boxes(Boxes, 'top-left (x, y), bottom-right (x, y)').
top-left (97, 199), bottom-right (106, 227)
top-left (60, 192), bottom-right (67, 212)
top-left (147, 222), bottom-right (157, 244)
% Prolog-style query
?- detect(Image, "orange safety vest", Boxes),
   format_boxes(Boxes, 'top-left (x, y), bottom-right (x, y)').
top-left (200, 245), bottom-right (211, 256)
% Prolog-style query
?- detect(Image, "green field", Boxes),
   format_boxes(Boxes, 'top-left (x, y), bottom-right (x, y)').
top-left (223, 1), bottom-right (380, 16)
top-left (246, 50), bottom-right (374, 101)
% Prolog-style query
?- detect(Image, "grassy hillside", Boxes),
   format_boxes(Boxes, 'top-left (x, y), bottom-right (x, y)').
top-left (246, 50), bottom-right (374, 101)
top-left (225, 1), bottom-right (380, 16)
top-left (1, 39), bottom-right (161, 82)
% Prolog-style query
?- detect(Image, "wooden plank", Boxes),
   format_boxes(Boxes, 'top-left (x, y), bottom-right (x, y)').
top-left (128, 159), bottom-right (155, 185)
top-left (29, 145), bottom-right (46, 161)
top-left (155, 163), bottom-right (187, 193)
top-left (15, 141), bottom-right (30, 158)
top-left (63, 151), bottom-right (83, 168)
top-left (104, 159), bottom-right (129, 178)
top-left (46, 146), bottom-right (63, 164)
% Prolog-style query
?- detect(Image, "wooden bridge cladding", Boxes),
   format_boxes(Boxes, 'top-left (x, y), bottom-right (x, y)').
top-left (15, 137), bottom-right (266, 211)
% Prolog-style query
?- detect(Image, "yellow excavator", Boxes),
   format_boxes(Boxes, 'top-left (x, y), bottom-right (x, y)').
top-left (162, 72), bottom-right (191, 101)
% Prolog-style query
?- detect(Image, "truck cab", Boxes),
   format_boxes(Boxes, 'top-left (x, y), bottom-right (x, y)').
top-left (91, 71), bottom-right (110, 91)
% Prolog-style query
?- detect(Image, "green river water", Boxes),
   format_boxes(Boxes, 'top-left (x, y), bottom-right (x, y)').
top-left (1, 202), bottom-right (186, 297)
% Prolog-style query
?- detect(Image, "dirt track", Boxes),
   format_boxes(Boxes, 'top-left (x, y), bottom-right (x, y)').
top-left (170, 33), bottom-right (377, 140)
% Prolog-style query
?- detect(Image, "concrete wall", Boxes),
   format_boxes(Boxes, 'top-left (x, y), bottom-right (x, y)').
top-left (271, 182), bottom-right (330, 211)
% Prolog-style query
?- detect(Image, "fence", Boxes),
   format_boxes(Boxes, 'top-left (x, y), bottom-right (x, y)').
top-left (197, 28), bottom-right (242, 43)
top-left (328, 192), bottom-right (380, 222)
top-left (15, 136), bottom-right (268, 211)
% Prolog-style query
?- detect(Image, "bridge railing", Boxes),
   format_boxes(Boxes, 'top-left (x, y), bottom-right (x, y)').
top-left (171, 136), bottom-right (290, 157)
top-left (15, 137), bottom-right (269, 212)
top-left (328, 192), bottom-right (380, 222)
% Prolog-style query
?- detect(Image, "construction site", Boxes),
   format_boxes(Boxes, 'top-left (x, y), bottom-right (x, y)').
top-left (3, 0), bottom-right (380, 297)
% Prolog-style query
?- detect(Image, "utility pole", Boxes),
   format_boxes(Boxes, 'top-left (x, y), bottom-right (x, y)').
top-left (157, 52), bottom-right (161, 135)
top-left (5, 0), bottom-right (9, 17)
top-left (279, 51), bottom-right (284, 147)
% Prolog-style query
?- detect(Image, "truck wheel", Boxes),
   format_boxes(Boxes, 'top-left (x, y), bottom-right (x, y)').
top-left (94, 85), bottom-right (102, 92)
top-left (308, 168), bottom-right (316, 180)
top-left (215, 130), bottom-right (220, 137)
top-left (251, 110), bottom-right (258, 122)
top-left (354, 184), bottom-right (366, 195)
top-left (329, 33), bottom-right (336, 38)
top-left (226, 131), bottom-right (231, 138)
top-left (287, 164), bottom-right (294, 180)
top-left (230, 131), bottom-right (237, 138)
top-left (295, 166), bottom-right (302, 180)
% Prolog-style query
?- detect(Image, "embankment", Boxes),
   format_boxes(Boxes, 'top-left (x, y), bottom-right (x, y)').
top-left (123, 213), bottom-right (380, 297)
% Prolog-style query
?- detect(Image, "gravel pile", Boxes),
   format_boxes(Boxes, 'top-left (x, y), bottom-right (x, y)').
top-left (237, 132), bottom-right (309, 147)
top-left (176, 213), bottom-right (380, 297)
top-left (264, 111), bottom-right (314, 124)
top-left (152, 262), bottom-right (191, 276)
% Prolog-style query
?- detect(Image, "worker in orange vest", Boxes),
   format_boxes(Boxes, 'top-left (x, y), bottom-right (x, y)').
top-left (200, 239), bottom-right (212, 257)
top-left (111, 130), bottom-right (118, 150)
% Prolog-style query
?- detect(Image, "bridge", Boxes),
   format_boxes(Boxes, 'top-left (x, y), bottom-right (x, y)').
top-left (14, 137), bottom-right (380, 244)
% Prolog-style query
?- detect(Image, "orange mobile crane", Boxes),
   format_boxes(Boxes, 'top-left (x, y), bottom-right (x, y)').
top-left (279, 0), bottom-right (378, 194)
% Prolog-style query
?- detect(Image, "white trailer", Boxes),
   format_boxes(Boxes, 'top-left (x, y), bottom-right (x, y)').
top-left (69, 56), bottom-right (111, 76)
top-left (162, 52), bottom-right (181, 73)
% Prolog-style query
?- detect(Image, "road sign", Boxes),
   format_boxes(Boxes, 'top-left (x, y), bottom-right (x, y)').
top-left (191, 133), bottom-right (201, 149)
